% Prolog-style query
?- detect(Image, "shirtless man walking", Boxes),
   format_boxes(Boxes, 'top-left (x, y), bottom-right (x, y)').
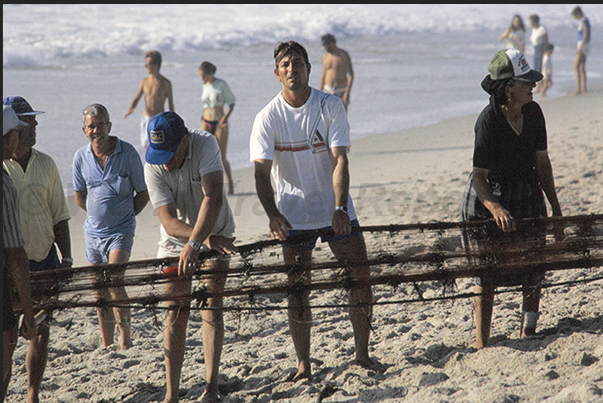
top-left (125, 50), bottom-right (175, 149)
top-left (320, 34), bottom-right (354, 111)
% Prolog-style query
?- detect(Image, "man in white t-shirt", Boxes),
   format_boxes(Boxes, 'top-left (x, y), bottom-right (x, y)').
top-left (144, 111), bottom-right (236, 403)
top-left (250, 41), bottom-right (377, 381)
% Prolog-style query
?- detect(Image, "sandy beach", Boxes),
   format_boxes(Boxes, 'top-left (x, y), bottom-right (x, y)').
top-left (6, 87), bottom-right (603, 403)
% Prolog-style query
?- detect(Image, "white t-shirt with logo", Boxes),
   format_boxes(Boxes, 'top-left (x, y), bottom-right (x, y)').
top-left (250, 88), bottom-right (356, 230)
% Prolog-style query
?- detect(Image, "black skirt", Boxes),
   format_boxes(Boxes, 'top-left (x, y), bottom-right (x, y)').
top-left (460, 173), bottom-right (547, 287)
top-left (461, 173), bottom-right (547, 222)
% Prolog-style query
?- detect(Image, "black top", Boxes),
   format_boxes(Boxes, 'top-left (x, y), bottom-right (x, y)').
top-left (473, 101), bottom-right (547, 184)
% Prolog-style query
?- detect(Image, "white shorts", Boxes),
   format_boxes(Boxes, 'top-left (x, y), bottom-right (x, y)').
top-left (579, 42), bottom-right (590, 57)
top-left (140, 115), bottom-right (150, 148)
top-left (323, 85), bottom-right (346, 99)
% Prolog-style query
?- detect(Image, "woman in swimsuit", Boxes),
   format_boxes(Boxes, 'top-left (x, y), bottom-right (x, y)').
top-left (199, 61), bottom-right (236, 194)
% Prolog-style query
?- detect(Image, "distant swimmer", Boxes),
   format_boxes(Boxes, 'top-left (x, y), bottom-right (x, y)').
top-left (125, 50), bottom-right (174, 149)
top-left (320, 34), bottom-right (354, 111)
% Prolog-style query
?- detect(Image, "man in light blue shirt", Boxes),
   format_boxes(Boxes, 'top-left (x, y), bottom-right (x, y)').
top-left (73, 103), bottom-right (149, 350)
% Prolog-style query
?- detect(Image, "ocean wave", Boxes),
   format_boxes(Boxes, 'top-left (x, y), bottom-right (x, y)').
top-left (3, 4), bottom-right (600, 68)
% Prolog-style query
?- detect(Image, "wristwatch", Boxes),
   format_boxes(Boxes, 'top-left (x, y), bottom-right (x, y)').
top-left (187, 239), bottom-right (203, 252)
top-left (335, 206), bottom-right (348, 214)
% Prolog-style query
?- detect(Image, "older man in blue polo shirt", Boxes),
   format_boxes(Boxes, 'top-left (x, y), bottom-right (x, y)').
top-left (73, 103), bottom-right (149, 350)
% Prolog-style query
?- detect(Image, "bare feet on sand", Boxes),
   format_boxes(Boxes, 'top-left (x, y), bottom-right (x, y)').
top-left (288, 369), bottom-right (312, 382)
top-left (356, 357), bottom-right (387, 373)
top-left (521, 327), bottom-right (537, 338)
top-left (200, 389), bottom-right (221, 403)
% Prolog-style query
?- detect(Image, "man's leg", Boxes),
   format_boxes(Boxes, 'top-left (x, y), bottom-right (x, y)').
top-left (283, 246), bottom-right (313, 380)
top-left (26, 249), bottom-right (61, 403)
top-left (96, 289), bottom-right (116, 348)
top-left (199, 259), bottom-right (227, 400)
top-left (86, 241), bottom-right (132, 350)
top-left (107, 249), bottom-right (132, 350)
top-left (26, 320), bottom-right (50, 403)
top-left (329, 235), bottom-right (375, 369)
top-left (474, 284), bottom-right (495, 348)
top-left (3, 327), bottom-right (18, 401)
top-left (163, 278), bottom-right (192, 403)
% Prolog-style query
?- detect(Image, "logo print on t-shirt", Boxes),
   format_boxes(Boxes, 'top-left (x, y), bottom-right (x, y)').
top-left (310, 129), bottom-right (327, 153)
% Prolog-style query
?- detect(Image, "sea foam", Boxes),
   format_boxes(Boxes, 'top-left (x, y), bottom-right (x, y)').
top-left (4, 4), bottom-right (600, 67)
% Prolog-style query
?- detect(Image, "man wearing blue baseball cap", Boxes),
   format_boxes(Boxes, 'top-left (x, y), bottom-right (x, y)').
top-left (144, 111), bottom-right (236, 403)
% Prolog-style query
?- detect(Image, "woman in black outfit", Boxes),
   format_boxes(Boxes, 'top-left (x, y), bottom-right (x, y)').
top-left (461, 48), bottom-right (562, 349)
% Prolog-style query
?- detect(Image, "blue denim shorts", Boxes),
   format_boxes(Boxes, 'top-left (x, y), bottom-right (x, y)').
top-left (283, 219), bottom-right (361, 251)
top-left (85, 234), bottom-right (134, 265)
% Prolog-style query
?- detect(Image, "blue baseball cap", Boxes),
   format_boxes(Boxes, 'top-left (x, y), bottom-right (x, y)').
top-left (145, 111), bottom-right (187, 165)
top-left (3, 96), bottom-right (45, 116)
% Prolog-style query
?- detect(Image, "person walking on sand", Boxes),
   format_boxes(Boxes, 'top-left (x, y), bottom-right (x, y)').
top-left (460, 49), bottom-right (562, 349)
top-left (571, 6), bottom-right (591, 95)
top-left (125, 50), bottom-right (175, 149)
top-left (251, 41), bottom-right (376, 381)
top-left (320, 34), bottom-right (354, 111)
top-left (144, 111), bottom-right (237, 403)
top-left (74, 104), bottom-right (149, 350)
top-left (199, 61), bottom-right (236, 194)
top-left (3, 96), bottom-right (73, 403)
top-left (3, 105), bottom-right (36, 403)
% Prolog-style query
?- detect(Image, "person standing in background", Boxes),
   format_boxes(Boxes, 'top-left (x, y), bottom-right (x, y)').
top-left (3, 105), bottom-right (36, 403)
top-left (499, 14), bottom-right (526, 53)
top-left (3, 96), bottom-right (73, 403)
top-left (539, 43), bottom-right (554, 98)
top-left (74, 104), bottom-right (149, 351)
top-left (199, 61), bottom-right (236, 194)
top-left (571, 6), bottom-right (591, 95)
top-left (125, 50), bottom-right (175, 149)
top-left (320, 34), bottom-right (354, 111)
top-left (529, 14), bottom-right (548, 74)
top-left (529, 14), bottom-right (549, 95)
